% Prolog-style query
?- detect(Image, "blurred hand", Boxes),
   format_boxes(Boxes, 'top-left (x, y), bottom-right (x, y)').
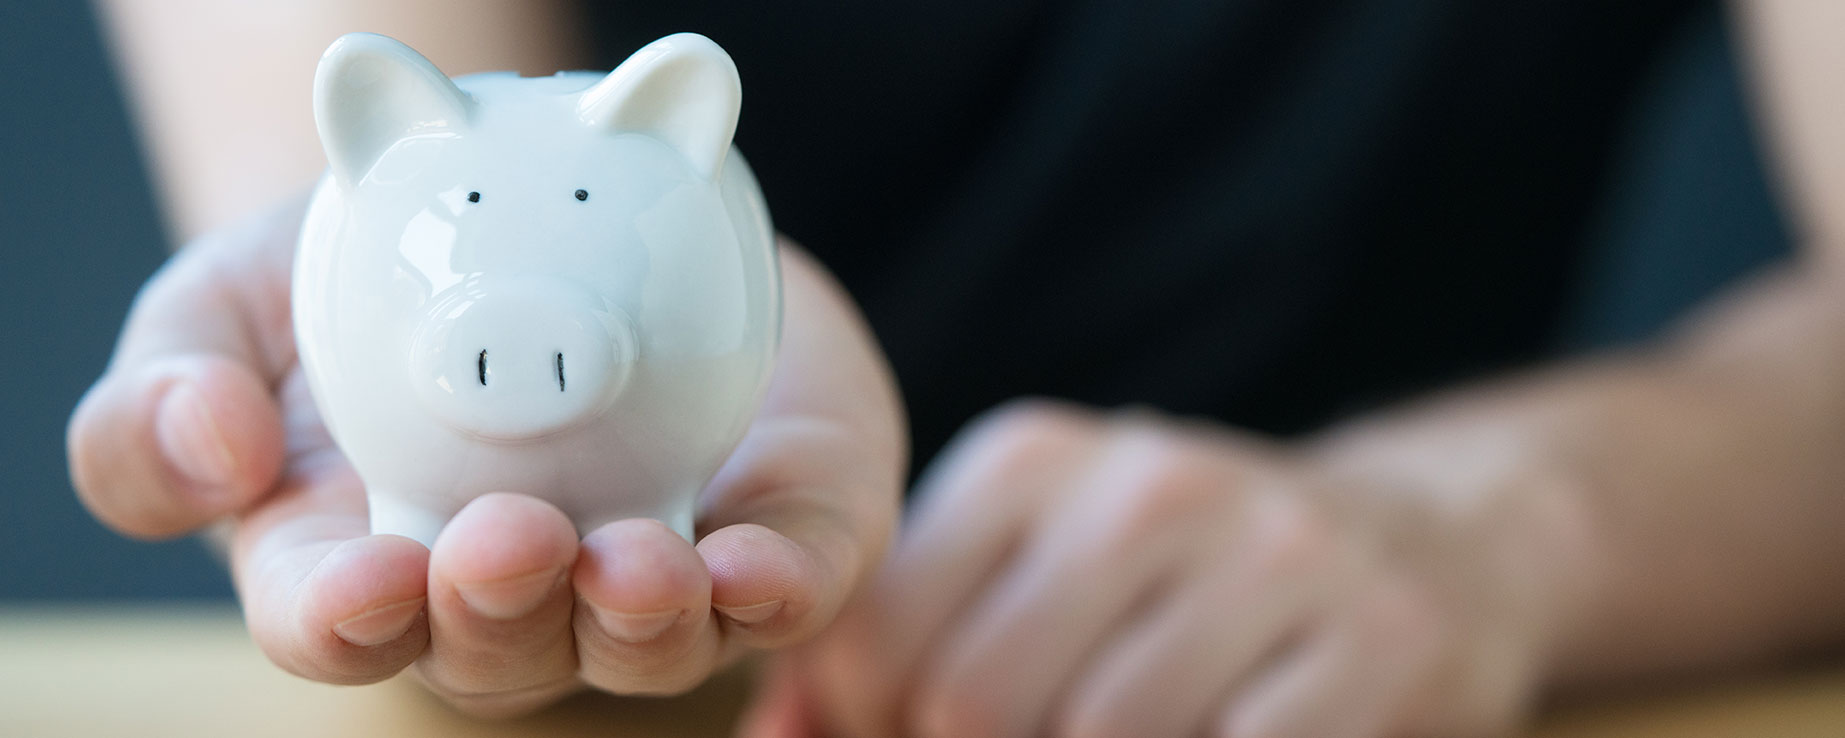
top-left (67, 198), bottom-right (904, 717)
top-left (741, 400), bottom-right (1592, 738)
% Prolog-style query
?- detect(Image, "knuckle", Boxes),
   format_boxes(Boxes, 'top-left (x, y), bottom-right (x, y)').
top-left (977, 407), bottom-right (1078, 465)
top-left (1103, 446), bottom-right (1218, 546)
top-left (968, 398), bottom-right (1091, 456)
top-left (921, 399), bottom-right (1091, 507)
top-left (1246, 495), bottom-right (1339, 579)
top-left (1357, 577), bottom-right (1446, 654)
top-left (970, 397), bottom-right (1086, 441)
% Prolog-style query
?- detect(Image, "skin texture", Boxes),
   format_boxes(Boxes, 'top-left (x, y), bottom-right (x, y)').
top-left (80, 0), bottom-right (1845, 735)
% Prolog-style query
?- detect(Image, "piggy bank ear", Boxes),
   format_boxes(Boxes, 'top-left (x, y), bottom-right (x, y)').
top-left (314, 33), bottom-right (471, 186)
top-left (577, 33), bottom-right (740, 180)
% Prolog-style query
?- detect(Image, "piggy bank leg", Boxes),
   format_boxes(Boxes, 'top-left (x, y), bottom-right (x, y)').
top-left (662, 497), bottom-right (694, 542)
top-left (577, 492), bottom-right (698, 543)
top-left (367, 492), bottom-right (453, 549)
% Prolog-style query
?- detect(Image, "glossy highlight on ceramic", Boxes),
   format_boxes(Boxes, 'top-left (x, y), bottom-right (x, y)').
top-left (293, 32), bottom-right (781, 546)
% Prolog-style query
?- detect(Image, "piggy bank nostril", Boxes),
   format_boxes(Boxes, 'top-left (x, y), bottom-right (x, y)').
top-left (401, 278), bottom-right (638, 441)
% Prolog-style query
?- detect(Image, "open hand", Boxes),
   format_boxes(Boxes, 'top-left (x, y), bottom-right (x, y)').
top-left (67, 200), bottom-right (904, 717)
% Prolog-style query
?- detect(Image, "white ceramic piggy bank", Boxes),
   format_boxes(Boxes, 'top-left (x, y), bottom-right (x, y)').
top-left (293, 32), bottom-right (780, 546)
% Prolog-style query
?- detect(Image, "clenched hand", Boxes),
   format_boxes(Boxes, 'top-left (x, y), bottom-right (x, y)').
top-left (742, 401), bottom-right (1594, 738)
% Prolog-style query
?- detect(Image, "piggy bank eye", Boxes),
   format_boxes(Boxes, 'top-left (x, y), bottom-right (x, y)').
top-left (574, 189), bottom-right (589, 202)
top-left (466, 191), bottom-right (481, 203)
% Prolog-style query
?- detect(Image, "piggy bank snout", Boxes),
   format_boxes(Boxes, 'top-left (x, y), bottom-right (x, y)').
top-left (408, 278), bottom-right (635, 441)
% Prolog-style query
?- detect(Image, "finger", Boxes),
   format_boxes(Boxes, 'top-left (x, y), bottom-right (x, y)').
top-left (799, 402), bottom-right (1095, 738)
top-left (1052, 496), bottom-right (1334, 738)
top-left (734, 656), bottom-right (822, 738)
top-left (231, 462), bottom-right (430, 685)
top-left (696, 417), bottom-right (895, 649)
top-left (417, 493), bottom-right (582, 717)
top-left (1219, 578), bottom-right (1443, 738)
top-left (574, 518), bottom-right (720, 696)
top-left (907, 432), bottom-right (1208, 738)
top-left (694, 246), bottom-right (906, 648)
top-left (698, 520), bottom-right (827, 645)
top-left (70, 355), bottom-right (284, 537)
top-left (68, 205), bottom-right (300, 538)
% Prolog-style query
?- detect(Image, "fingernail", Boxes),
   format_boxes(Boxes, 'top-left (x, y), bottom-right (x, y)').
top-left (455, 567), bottom-right (563, 620)
top-left (155, 382), bottom-right (236, 489)
top-left (592, 606), bottom-right (682, 643)
top-left (715, 600), bottom-right (784, 625)
top-left (333, 597), bottom-right (425, 647)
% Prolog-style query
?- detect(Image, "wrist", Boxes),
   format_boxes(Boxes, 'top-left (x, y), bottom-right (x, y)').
top-left (1303, 404), bottom-right (1607, 687)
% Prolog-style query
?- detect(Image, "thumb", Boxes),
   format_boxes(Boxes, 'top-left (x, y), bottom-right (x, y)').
top-left (68, 199), bottom-right (302, 538)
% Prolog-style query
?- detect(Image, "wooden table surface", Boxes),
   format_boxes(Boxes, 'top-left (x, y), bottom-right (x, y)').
top-left (3, 604), bottom-right (1842, 737)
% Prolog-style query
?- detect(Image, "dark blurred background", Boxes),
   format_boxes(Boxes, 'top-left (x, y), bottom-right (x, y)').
top-left (1, 1), bottom-right (232, 599)
top-left (0, 0), bottom-right (1787, 602)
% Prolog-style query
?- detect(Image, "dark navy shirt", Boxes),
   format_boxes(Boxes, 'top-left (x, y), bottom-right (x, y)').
top-left (587, 0), bottom-right (1717, 469)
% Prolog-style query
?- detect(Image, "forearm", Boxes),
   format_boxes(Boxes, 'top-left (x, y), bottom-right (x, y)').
top-left (1550, 267), bottom-right (1845, 680)
top-left (1314, 263), bottom-right (1845, 685)
top-left (95, 0), bottom-right (588, 242)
